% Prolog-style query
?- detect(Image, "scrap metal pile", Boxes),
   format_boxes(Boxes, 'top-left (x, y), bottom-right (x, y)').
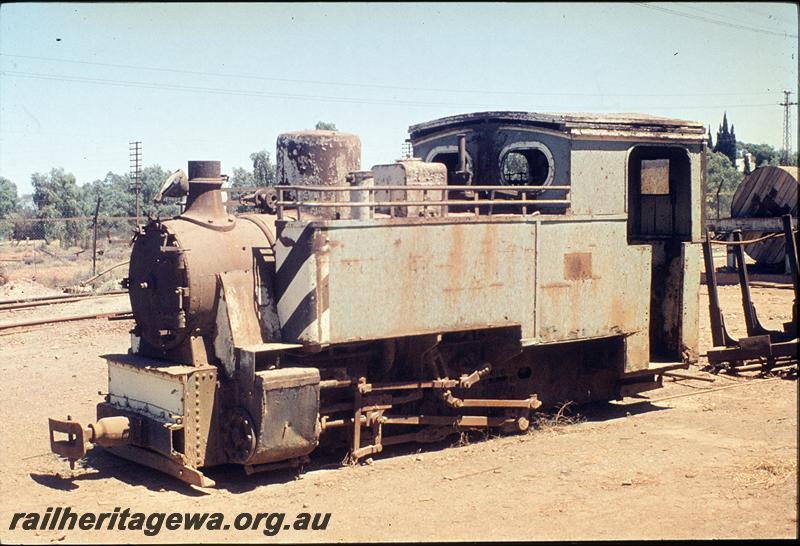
top-left (702, 218), bottom-right (798, 375)
top-left (702, 163), bottom-right (798, 375)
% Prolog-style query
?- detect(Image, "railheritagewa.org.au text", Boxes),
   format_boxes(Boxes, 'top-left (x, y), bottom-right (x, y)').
top-left (9, 507), bottom-right (331, 536)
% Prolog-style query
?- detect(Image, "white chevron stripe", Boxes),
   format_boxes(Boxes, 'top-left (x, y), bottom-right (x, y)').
top-left (274, 222), bottom-right (332, 345)
top-left (296, 317), bottom-right (319, 342)
top-left (277, 254), bottom-right (315, 324)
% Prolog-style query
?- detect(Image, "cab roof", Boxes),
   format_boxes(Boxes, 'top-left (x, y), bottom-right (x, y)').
top-left (408, 111), bottom-right (706, 141)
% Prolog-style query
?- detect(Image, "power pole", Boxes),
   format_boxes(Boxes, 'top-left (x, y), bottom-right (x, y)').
top-left (780, 90), bottom-right (797, 165)
top-left (129, 141), bottom-right (142, 223)
top-left (401, 139), bottom-right (413, 159)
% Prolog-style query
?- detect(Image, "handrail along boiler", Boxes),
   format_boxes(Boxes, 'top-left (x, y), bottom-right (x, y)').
top-left (48, 112), bottom-right (706, 486)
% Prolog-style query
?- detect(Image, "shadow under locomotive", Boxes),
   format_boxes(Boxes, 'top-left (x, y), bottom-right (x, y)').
top-left (39, 397), bottom-right (669, 495)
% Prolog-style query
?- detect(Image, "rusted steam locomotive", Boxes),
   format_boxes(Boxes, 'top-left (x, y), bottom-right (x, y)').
top-left (49, 111), bottom-right (706, 487)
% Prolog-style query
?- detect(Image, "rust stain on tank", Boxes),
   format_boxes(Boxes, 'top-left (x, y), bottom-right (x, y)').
top-left (564, 252), bottom-right (593, 280)
top-left (446, 225), bottom-right (466, 311)
top-left (541, 281), bottom-right (571, 289)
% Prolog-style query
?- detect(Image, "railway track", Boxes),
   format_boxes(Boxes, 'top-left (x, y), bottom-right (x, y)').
top-left (0, 290), bottom-right (128, 311)
top-left (0, 290), bottom-right (132, 332)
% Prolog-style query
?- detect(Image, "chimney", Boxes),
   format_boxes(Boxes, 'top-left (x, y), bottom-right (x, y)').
top-left (181, 160), bottom-right (232, 227)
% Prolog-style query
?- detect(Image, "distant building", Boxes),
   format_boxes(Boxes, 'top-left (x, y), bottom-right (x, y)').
top-left (735, 151), bottom-right (755, 173)
top-left (713, 112), bottom-right (737, 164)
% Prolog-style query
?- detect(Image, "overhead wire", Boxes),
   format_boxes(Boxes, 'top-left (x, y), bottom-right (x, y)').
top-left (725, 3), bottom-right (792, 23)
top-left (676, 3), bottom-right (783, 29)
top-left (0, 52), bottom-right (784, 98)
top-left (0, 69), bottom-right (779, 111)
top-left (634, 2), bottom-right (798, 38)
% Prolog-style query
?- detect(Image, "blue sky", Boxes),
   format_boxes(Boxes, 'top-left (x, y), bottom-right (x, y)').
top-left (1, 2), bottom-right (797, 195)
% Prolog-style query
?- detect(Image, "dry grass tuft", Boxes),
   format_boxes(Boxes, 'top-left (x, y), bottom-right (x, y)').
top-left (341, 452), bottom-right (359, 467)
top-left (734, 458), bottom-right (797, 489)
top-left (531, 401), bottom-right (585, 434)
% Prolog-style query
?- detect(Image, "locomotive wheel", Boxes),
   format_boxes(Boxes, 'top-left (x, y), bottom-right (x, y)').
top-left (223, 408), bottom-right (257, 464)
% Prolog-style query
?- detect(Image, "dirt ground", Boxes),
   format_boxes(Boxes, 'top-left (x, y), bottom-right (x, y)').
top-left (0, 284), bottom-right (796, 543)
top-left (0, 239), bottom-right (131, 293)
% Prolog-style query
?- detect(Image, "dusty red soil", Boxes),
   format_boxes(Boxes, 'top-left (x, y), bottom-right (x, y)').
top-left (0, 284), bottom-right (796, 543)
top-left (0, 241), bottom-right (129, 292)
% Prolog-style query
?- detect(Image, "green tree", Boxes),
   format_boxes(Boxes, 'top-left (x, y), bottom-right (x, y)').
top-left (8, 193), bottom-right (37, 240)
top-left (739, 142), bottom-right (780, 167)
top-left (0, 176), bottom-right (18, 219)
top-left (0, 176), bottom-right (18, 239)
top-left (249, 150), bottom-right (276, 187)
top-left (140, 165), bottom-right (180, 218)
top-left (501, 152), bottom-right (529, 183)
top-left (705, 149), bottom-right (743, 221)
top-left (227, 166), bottom-right (256, 213)
top-left (229, 166), bottom-right (255, 189)
top-left (82, 171), bottom-right (137, 242)
top-left (78, 166), bottom-right (178, 245)
top-left (81, 171), bottom-right (133, 218)
top-left (31, 168), bottom-right (84, 246)
top-left (315, 121), bottom-right (337, 131)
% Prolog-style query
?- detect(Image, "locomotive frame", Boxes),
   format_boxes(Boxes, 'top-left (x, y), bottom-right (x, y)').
top-left (48, 111), bottom-right (707, 487)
